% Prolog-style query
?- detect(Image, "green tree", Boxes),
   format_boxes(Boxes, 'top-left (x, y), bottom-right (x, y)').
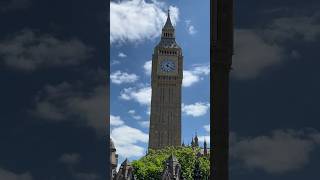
top-left (131, 146), bottom-right (210, 180)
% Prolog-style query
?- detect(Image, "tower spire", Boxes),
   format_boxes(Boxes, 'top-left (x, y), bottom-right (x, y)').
top-left (194, 131), bottom-right (199, 147)
top-left (204, 138), bottom-right (208, 156)
top-left (163, 8), bottom-right (173, 30)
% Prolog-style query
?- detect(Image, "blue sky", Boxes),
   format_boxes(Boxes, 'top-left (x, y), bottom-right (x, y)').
top-left (110, 0), bottom-right (210, 164)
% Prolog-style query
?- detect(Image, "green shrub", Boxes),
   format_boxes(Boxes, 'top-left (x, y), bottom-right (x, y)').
top-left (131, 146), bottom-right (210, 180)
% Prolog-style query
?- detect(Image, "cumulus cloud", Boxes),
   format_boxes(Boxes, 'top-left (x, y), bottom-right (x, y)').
top-left (0, 168), bottom-right (32, 180)
top-left (185, 20), bottom-right (197, 35)
top-left (120, 85), bottom-right (151, 106)
top-left (110, 0), bottom-right (179, 43)
top-left (111, 124), bottom-right (148, 158)
top-left (128, 110), bottom-right (142, 120)
top-left (0, 30), bottom-right (93, 71)
top-left (182, 102), bottom-right (210, 117)
top-left (230, 129), bottom-right (320, 174)
top-left (263, 15), bottom-right (320, 42)
top-left (118, 52), bottom-right (127, 58)
top-left (233, 13), bottom-right (320, 80)
top-left (143, 60), bottom-right (152, 75)
top-left (232, 29), bottom-right (284, 79)
top-left (198, 135), bottom-right (210, 145)
top-left (138, 120), bottom-right (150, 128)
top-left (31, 82), bottom-right (106, 134)
top-left (111, 60), bottom-right (120, 66)
top-left (183, 64), bottom-right (210, 87)
top-left (110, 70), bottom-right (139, 84)
top-left (110, 115), bottom-right (124, 126)
top-left (204, 124), bottom-right (210, 133)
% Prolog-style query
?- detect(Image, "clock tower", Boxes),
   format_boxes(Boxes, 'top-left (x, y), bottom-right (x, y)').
top-left (148, 10), bottom-right (183, 150)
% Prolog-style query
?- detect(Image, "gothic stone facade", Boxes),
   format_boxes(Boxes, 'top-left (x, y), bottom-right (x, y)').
top-left (148, 11), bottom-right (183, 150)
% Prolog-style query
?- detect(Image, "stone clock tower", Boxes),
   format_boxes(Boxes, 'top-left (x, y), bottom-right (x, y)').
top-left (148, 10), bottom-right (183, 150)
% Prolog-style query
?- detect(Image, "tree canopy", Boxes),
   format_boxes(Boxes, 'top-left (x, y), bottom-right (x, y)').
top-left (131, 146), bottom-right (210, 180)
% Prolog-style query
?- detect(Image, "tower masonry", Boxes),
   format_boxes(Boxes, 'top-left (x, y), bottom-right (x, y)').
top-left (148, 10), bottom-right (183, 150)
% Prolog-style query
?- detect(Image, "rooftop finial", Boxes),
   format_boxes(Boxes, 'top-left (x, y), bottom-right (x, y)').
top-left (168, 8), bottom-right (170, 16)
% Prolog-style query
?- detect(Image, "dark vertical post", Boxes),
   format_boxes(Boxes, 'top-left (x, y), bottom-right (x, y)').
top-left (210, 0), bottom-right (233, 179)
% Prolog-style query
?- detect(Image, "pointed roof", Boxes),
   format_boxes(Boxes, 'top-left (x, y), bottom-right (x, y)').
top-left (163, 9), bottom-right (174, 29)
top-left (195, 132), bottom-right (198, 140)
top-left (167, 154), bottom-right (178, 162)
top-left (121, 158), bottom-right (129, 166)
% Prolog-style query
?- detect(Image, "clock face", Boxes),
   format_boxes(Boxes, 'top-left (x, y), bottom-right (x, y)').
top-left (160, 60), bottom-right (175, 72)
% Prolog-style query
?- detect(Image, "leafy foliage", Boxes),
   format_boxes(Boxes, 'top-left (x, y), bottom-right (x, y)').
top-left (131, 146), bottom-right (210, 180)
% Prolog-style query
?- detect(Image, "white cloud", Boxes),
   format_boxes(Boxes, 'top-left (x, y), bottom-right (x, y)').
top-left (196, 125), bottom-right (211, 146)
top-left (127, 110), bottom-right (142, 120)
top-left (128, 110), bottom-right (135, 114)
top-left (232, 29), bottom-right (284, 79)
top-left (120, 85), bottom-right (151, 106)
top-left (183, 64), bottom-right (210, 87)
top-left (230, 129), bottom-right (320, 174)
top-left (233, 13), bottom-right (320, 80)
top-left (31, 82), bottom-right (107, 134)
top-left (138, 120), bottom-right (150, 128)
top-left (198, 135), bottom-right (210, 145)
top-left (110, 115), bottom-right (124, 126)
top-left (118, 52), bottom-right (127, 58)
top-left (143, 60), bottom-right (152, 75)
top-left (0, 30), bottom-right (93, 71)
top-left (110, 0), bottom-right (179, 43)
top-left (110, 70), bottom-right (139, 84)
top-left (204, 124), bottom-right (210, 133)
top-left (132, 115), bottom-right (142, 120)
top-left (0, 168), bottom-right (32, 180)
top-left (111, 125), bottom-right (149, 158)
top-left (182, 71), bottom-right (199, 87)
top-left (111, 60), bottom-right (120, 66)
top-left (264, 15), bottom-right (320, 42)
top-left (185, 20), bottom-right (197, 35)
top-left (59, 153), bottom-right (80, 165)
top-left (182, 102), bottom-right (210, 117)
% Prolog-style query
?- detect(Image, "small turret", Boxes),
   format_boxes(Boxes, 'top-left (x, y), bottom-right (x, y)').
top-left (161, 154), bottom-right (183, 180)
top-left (204, 139), bottom-right (208, 156)
top-left (191, 137), bottom-right (195, 147)
top-left (194, 132), bottom-right (199, 147)
top-left (115, 159), bottom-right (135, 180)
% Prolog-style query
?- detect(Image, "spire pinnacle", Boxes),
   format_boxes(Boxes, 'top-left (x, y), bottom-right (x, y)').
top-left (163, 8), bottom-right (173, 29)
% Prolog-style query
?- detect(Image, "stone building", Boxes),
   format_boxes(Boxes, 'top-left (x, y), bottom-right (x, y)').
top-left (114, 159), bottom-right (135, 180)
top-left (187, 134), bottom-right (209, 157)
top-left (148, 9), bottom-right (183, 150)
top-left (110, 138), bottom-right (118, 179)
top-left (161, 154), bottom-right (184, 180)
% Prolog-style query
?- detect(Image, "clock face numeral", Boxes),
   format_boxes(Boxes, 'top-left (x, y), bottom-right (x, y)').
top-left (160, 60), bottom-right (175, 72)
